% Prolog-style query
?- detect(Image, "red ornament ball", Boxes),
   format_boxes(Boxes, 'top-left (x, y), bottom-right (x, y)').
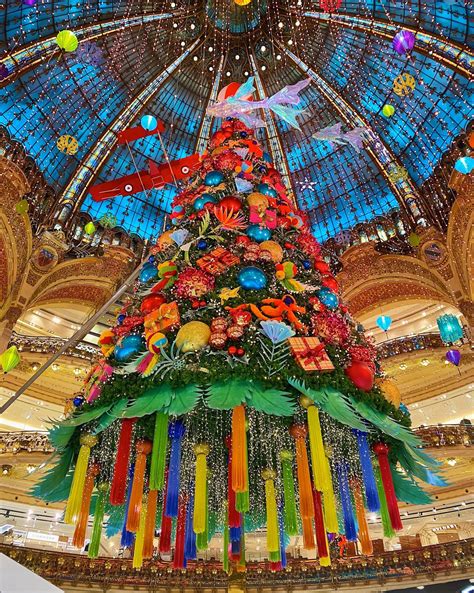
top-left (140, 294), bottom-right (166, 315)
top-left (314, 260), bottom-right (331, 274)
top-left (322, 276), bottom-right (338, 292)
top-left (345, 362), bottom-right (374, 392)
top-left (228, 345), bottom-right (238, 356)
top-left (236, 236), bottom-right (251, 246)
top-left (233, 310), bottom-right (252, 326)
top-left (219, 196), bottom-right (242, 211)
top-left (236, 347), bottom-right (245, 357)
top-left (209, 333), bottom-right (227, 349)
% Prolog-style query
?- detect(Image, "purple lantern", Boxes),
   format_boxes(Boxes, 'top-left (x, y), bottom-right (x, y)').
top-left (446, 349), bottom-right (461, 367)
top-left (392, 30), bottom-right (415, 55)
top-left (0, 64), bottom-right (9, 81)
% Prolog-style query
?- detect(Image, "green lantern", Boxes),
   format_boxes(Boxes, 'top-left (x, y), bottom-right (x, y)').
top-left (0, 346), bottom-right (21, 373)
top-left (15, 199), bottom-right (29, 215)
top-left (84, 221), bottom-right (96, 235)
top-left (56, 30), bottom-right (79, 53)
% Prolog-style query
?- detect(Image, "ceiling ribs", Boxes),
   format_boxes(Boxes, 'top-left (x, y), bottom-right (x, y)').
top-left (195, 54), bottom-right (226, 154)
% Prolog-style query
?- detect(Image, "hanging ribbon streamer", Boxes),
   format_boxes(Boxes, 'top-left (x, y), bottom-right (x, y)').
top-left (301, 515), bottom-right (315, 550)
top-left (373, 443), bottom-right (403, 531)
top-left (353, 430), bottom-right (380, 512)
top-left (165, 420), bottom-right (185, 517)
top-left (375, 466), bottom-right (395, 538)
top-left (262, 469), bottom-right (280, 554)
top-left (352, 481), bottom-right (373, 555)
top-left (143, 489), bottom-right (158, 559)
top-left (235, 490), bottom-right (250, 514)
top-left (159, 471), bottom-right (172, 554)
top-left (193, 443), bottom-right (209, 534)
top-left (300, 397), bottom-right (332, 492)
top-left (126, 439), bottom-right (152, 532)
top-left (196, 474), bottom-right (209, 551)
top-left (279, 450), bottom-right (298, 536)
top-left (110, 418), bottom-right (136, 505)
top-left (150, 412), bottom-right (169, 491)
top-left (88, 482), bottom-right (108, 558)
top-left (72, 462), bottom-right (100, 548)
top-left (321, 454), bottom-right (339, 534)
top-left (132, 496), bottom-right (148, 569)
top-left (121, 464), bottom-right (135, 548)
top-left (230, 528), bottom-right (241, 560)
top-left (223, 514), bottom-right (230, 574)
top-left (278, 507), bottom-right (287, 569)
top-left (239, 529), bottom-right (246, 571)
top-left (65, 434), bottom-right (98, 524)
top-left (185, 495), bottom-right (197, 560)
top-left (335, 461), bottom-right (357, 542)
top-left (290, 424), bottom-right (315, 523)
top-left (231, 405), bottom-right (248, 493)
top-left (226, 438), bottom-right (241, 529)
top-left (312, 488), bottom-right (330, 566)
top-left (173, 495), bottom-right (187, 569)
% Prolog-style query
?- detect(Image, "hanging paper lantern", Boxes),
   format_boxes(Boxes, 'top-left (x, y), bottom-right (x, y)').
top-left (392, 73), bottom-right (416, 97)
top-left (454, 156), bottom-right (474, 175)
top-left (140, 115), bottom-right (158, 131)
top-left (320, 0), bottom-right (342, 12)
top-left (15, 199), bottom-right (29, 215)
top-left (84, 221), bottom-right (96, 235)
top-left (376, 315), bottom-right (392, 332)
top-left (408, 232), bottom-right (420, 247)
top-left (57, 135), bottom-right (79, 155)
top-left (56, 30), bottom-right (79, 52)
top-left (382, 104), bottom-right (395, 118)
top-left (392, 30), bottom-right (415, 55)
top-left (446, 348), bottom-right (461, 367)
top-left (437, 314), bottom-right (463, 344)
top-left (0, 346), bottom-right (21, 373)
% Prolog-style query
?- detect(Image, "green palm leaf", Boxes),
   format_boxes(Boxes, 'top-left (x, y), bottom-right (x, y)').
top-left (246, 383), bottom-right (295, 416)
top-left (49, 424), bottom-right (77, 450)
top-left (122, 384), bottom-right (174, 418)
top-left (391, 466), bottom-right (432, 504)
top-left (166, 384), bottom-right (199, 415)
top-left (31, 448), bottom-right (74, 502)
top-left (287, 377), bottom-right (328, 407)
top-left (321, 386), bottom-right (366, 430)
top-left (207, 379), bottom-right (248, 410)
top-left (93, 399), bottom-right (129, 434)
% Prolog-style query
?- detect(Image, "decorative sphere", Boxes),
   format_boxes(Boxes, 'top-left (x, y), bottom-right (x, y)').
top-left (117, 314), bottom-right (126, 325)
top-left (147, 331), bottom-right (168, 354)
top-left (73, 395), bottom-right (84, 407)
top-left (259, 240), bottom-right (283, 263)
top-left (197, 239), bottom-right (208, 250)
top-left (204, 171), bottom-right (224, 186)
top-left (317, 287), bottom-right (339, 310)
top-left (256, 183), bottom-right (278, 198)
top-left (382, 104), bottom-right (395, 118)
top-left (237, 266), bottom-right (267, 290)
top-left (141, 114), bottom-right (158, 131)
top-left (139, 262), bottom-right (158, 283)
top-left (84, 221), bottom-right (96, 235)
top-left (246, 224), bottom-right (271, 243)
top-left (376, 378), bottom-right (401, 408)
top-left (140, 293), bottom-right (166, 314)
top-left (247, 192), bottom-right (269, 210)
top-left (175, 321), bottom-right (211, 352)
top-left (345, 362), bottom-right (374, 392)
top-left (392, 30), bottom-right (415, 55)
top-left (114, 334), bottom-right (144, 362)
top-left (193, 194), bottom-right (217, 211)
top-left (302, 260), bottom-right (311, 270)
top-left (219, 196), bottom-right (242, 211)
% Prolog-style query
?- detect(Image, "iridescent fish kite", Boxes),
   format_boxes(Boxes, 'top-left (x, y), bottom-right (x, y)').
top-left (207, 77), bottom-right (311, 130)
top-left (312, 123), bottom-right (368, 153)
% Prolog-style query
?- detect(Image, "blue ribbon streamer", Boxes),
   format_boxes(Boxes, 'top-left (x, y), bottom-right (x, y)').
top-left (336, 460), bottom-right (357, 542)
top-left (165, 420), bottom-right (185, 517)
top-left (120, 464), bottom-right (135, 548)
top-left (353, 429), bottom-right (380, 512)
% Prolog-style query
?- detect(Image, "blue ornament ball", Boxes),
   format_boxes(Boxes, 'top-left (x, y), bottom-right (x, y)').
top-left (117, 314), bottom-right (126, 325)
top-left (237, 266), bottom-right (267, 290)
top-left (204, 171), bottom-right (224, 186)
top-left (73, 395), bottom-right (84, 407)
top-left (246, 224), bottom-right (272, 243)
top-left (263, 152), bottom-right (272, 163)
top-left (240, 131), bottom-right (248, 138)
top-left (148, 255), bottom-right (155, 264)
top-left (257, 182), bottom-right (278, 198)
top-left (399, 403), bottom-right (410, 415)
top-left (302, 260), bottom-right (312, 270)
top-left (139, 262), bottom-right (158, 283)
top-left (317, 287), bottom-right (339, 310)
top-left (197, 239), bottom-right (208, 250)
top-left (114, 334), bottom-right (144, 362)
top-left (193, 194), bottom-right (217, 211)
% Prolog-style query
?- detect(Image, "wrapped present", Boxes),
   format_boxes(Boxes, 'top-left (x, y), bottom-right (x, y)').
top-left (197, 247), bottom-right (240, 275)
top-left (144, 301), bottom-right (180, 334)
top-left (288, 337), bottom-right (334, 372)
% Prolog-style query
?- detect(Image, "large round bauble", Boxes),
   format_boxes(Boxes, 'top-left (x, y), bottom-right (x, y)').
top-left (256, 183), bottom-right (278, 198)
top-left (376, 378), bottom-right (401, 408)
top-left (157, 229), bottom-right (175, 250)
top-left (247, 192), bottom-right (269, 210)
top-left (345, 362), bottom-right (374, 392)
top-left (175, 321), bottom-right (211, 352)
top-left (140, 294), bottom-right (166, 315)
top-left (259, 240), bottom-right (283, 263)
top-left (237, 266), bottom-right (267, 290)
top-left (246, 224), bottom-right (271, 243)
top-left (219, 196), bottom-right (242, 211)
top-left (114, 334), bottom-right (144, 362)
top-left (194, 194), bottom-right (217, 211)
top-left (314, 260), bottom-right (330, 274)
top-left (139, 263), bottom-right (158, 283)
top-left (317, 287), bottom-right (339, 310)
top-left (147, 331), bottom-right (168, 354)
top-left (322, 276), bottom-right (338, 292)
top-left (204, 171), bottom-right (224, 186)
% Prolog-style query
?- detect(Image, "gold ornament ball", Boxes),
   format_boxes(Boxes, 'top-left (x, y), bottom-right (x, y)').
top-left (176, 321), bottom-right (211, 352)
top-left (376, 377), bottom-right (402, 408)
top-left (80, 434), bottom-right (98, 448)
top-left (247, 192), bottom-right (269, 210)
top-left (299, 395), bottom-right (313, 409)
top-left (194, 443), bottom-right (210, 456)
top-left (234, 0), bottom-right (251, 5)
top-left (262, 468), bottom-right (276, 480)
top-left (259, 240), bottom-right (283, 263)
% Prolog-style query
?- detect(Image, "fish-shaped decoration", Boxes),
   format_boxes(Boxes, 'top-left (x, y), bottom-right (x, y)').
top-left (312, 122), bottom-right (368, 153)
top-left (207, 77), bottom-right (311, 130)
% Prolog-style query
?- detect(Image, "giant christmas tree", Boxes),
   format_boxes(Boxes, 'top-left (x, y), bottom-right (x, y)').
top-left (36, 117), bottom-right (439, 570)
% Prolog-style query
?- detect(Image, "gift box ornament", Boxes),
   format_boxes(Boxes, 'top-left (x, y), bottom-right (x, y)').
top-left (197, 247), bottom-right (240, 275)
top-left (144, 302), bottom-right (180, 334)
top-left (288, 337), bottom-right (334, 372)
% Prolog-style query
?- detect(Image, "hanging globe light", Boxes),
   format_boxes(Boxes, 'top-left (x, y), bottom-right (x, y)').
top-left (382, 104), bottom-right (395, 117)
top-left (0, 346), bottom-right (21, 373)
top-left (454, 156), bottom-right (474, 175)
top-left (446, 349), bottom-right (461, 367)
top-left (56, 30), bottom-right (79, 52)
top-left (376, 315), bottom-right (392, 332)
top-left (392, 30), bottom-right (415, 55)
top-left (140, 115), bottom-right (158, 131)
top-left (436, 314), bottom-right (463, 344)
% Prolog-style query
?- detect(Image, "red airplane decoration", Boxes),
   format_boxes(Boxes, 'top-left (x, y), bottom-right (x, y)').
top-left (89, 120), bottom-right (201, 202)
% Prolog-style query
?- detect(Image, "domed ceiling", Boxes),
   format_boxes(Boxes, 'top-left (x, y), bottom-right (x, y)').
top-left (1, 0), bottom-right (472, 243)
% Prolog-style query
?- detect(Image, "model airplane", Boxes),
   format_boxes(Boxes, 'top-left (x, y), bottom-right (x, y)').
top-left (90, 153), bottom-right (201, 202)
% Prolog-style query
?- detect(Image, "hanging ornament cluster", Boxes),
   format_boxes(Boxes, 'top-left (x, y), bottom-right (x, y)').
top-left (35, 116), bottom-right (441, 570)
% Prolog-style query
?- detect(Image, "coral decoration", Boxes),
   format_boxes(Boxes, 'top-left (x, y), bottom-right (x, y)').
top-left (37, 116), bottom-right (437, 571)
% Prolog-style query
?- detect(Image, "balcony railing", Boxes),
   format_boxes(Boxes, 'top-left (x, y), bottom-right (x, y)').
top-left (376, 332), bottom-right (445, 359)
top-left (8, 331), bottom-right (99, 363)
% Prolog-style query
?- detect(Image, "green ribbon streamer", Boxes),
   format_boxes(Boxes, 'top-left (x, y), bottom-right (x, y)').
top-left (281, 457), bottom-right (298, 536)
top-left (196, 477), bottom-right (208, 551)
top-left (235, 490), bottom-right (249, 513)
top-left (150, 412), bottom-right (169, 490)
top-left (269, 550), bottom-right (281, 562)
top-left (223, 519), bottom-right (229, 574)
top-left (375, 467), bottom-right (395, 538)
top-left (88, 487), bottom-right (107, 558)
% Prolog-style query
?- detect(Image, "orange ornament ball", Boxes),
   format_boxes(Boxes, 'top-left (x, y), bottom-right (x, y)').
top-left (156, 230), bottom-right (175, 250)
top-left (247, 192), bottom-right (269, 210)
